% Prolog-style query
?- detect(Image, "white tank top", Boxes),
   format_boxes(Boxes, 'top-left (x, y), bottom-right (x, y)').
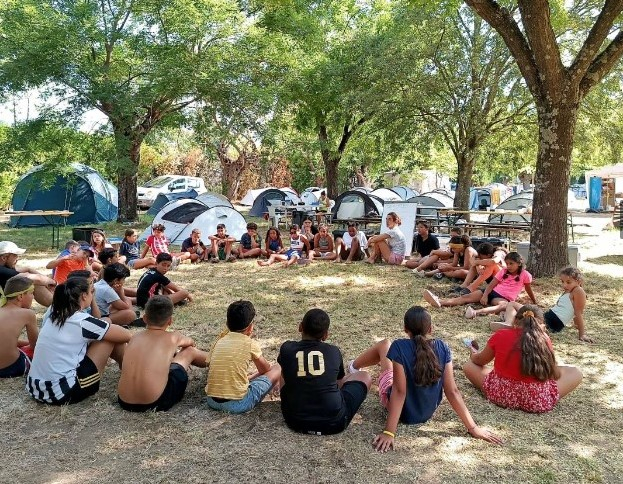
top-left (290, 236), bottom-right (305, 252)
top-left (550, 292), bottom-right (575, 327)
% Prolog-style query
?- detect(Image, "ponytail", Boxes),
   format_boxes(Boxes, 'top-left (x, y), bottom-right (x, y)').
top-left (516, 305), bottom-right (560, 381)
top-left (50, 278), bottom-right (91, 327)
top-left (404, 306), bottom-right (442, 386)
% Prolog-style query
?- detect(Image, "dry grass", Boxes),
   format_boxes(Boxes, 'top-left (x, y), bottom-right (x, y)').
top-left (1, 218), bottom-right (622, 483)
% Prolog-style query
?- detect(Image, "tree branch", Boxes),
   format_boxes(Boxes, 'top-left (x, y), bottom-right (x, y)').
top-left (580, 30), bottom-right (623, 96)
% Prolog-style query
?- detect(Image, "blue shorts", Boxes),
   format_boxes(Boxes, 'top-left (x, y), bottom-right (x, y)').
top-left (0, 350), bottom-right (30, 378)
top-left (127, 258), bottom-right (137, 269)
top-left (488, 290), bottom-right (509, 305)
top-left (285, 249), bottom-right (302, 260)
top-left (204, 376), bottom-right (272, 414)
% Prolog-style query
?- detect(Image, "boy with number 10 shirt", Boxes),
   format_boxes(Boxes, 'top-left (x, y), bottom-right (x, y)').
top-left (278, 309), bottom-right (371, 435)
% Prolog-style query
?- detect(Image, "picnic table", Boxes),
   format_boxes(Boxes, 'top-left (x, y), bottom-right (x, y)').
top-left (3, 210), bottom-right (73, 248)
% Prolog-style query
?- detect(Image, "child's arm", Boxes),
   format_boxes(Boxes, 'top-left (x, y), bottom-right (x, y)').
top-left (327, 235), bottom-right (335, 252)
top-left (165, 282), bottom-right (192, 302)
top-left (524, 283), bottom-right (537, 304)
top-left (462, 249), bottom-right (475, 269)
top-left (140, 244), bottom-right (149, 258)
top-left (442, 361), bottom-right (502, 444)
top-left (571, 288), bottom-right (592, 342)
top-left (469, 343), bottom-right (495, 366)
top-left (102, 324), bottom-right (132, 343)
top-left (480, 278), bottom-right (500, 306)
top-left (90, 297), bottom-right (102, 318)
top-left (373, 361), bottom-right (406, 452)
top-left (252, 355), bottom-right (272, 375)
top-left (46, 255), bottom-right (75, 269)
top-left (173, 331), bottom-right (195, 348)
top-left (25, 311), bottom-right (39, 348)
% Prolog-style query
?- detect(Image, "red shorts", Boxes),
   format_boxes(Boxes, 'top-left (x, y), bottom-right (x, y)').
top-left (483, 371), bottom-right (559, 413)
top-left (378, 369), bottom-right (393, 409)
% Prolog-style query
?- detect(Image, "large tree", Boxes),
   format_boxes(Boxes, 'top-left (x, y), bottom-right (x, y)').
top-left (0, 0), bottom-right (251, 221)
top-left (465, 0), bottom-right (623, 276)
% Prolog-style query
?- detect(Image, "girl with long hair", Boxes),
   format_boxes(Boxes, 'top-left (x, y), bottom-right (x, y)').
top-left (350, 306), bottom-right (501, 452)
top-left (463, 304), bottom-right (582, 413)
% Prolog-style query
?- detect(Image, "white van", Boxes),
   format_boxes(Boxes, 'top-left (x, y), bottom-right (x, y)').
top-left (137, 175), bottom-right (207, 208)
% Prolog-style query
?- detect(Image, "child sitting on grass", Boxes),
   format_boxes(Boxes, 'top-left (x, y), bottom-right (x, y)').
top-left (94, 263), bottom-right (137, 326)
top-left (119, 229), bottom-right (156, 270)
top-left (238, 222), bottom-right (263, 259)
top-left (208, 223), bottom-right (238, 262)
top-left (136, 253), bottom-right (192, 309)
top-left (0, 275), bottom-right (38, 378)
top-left (278, 308), bottom-right (371, 435)
top-left (117, 296), bottom-right (209, 412)
top-left (204, 300), bottom-right (281, 414)
top-left (141, 223), bottom-right (191, 268)
top-left (350, 306), bottom-right (502, 452)
top-left (47, 243), bottom-right (95, 284)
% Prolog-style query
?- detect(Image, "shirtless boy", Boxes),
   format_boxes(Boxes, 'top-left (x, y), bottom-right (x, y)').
top-left (0, 275), bottom-right (38, 377)
top-left (117, 296), bottom-right (209, 412)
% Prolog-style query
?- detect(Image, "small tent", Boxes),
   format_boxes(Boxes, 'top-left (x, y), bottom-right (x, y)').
top-left (140, 199), bottom-right (247, 244)
top-left (371, 188), bottom-right (402, 201)
top-left (390, 186), bottom-right (418, 200)
top-left (300, 187), bottom-right (325, 205)
top-left (469, 188), bottom-right (491, 210)
top-left (146, 189), bottom-right (199, 216)
top-left (351, 186), bottom-right (372, 194)
top-left (406, 193), bottom-right (453, 217)
top-left (196, 192), bottom-right (232, 208)
top-left (240, 187), bottom-right (275, 206)
top-left (489, 189), bottom-right (587, 223)
top-left (331, 190), bottom-right (384, 220)
top-left (249, 188), bottom-right (296, 217)
top-left (10, 163), bottom-right (117, 227)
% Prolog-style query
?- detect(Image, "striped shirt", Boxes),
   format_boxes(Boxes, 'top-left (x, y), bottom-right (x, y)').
top-left (205, 332), bottom-right (262, 400)
top-left (146, 234), bottom-right (170, 256)
top-left (26, 312), bottom-right (109, 403)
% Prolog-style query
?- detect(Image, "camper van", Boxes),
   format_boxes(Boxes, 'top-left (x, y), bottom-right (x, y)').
top-left (137, 175), bottom-right (206, 208)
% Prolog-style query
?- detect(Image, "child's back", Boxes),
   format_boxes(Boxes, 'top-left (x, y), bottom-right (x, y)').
top-left (117, 296), bottom-right (207, 412)
top-left (277, 309), bottom-right (371, 435)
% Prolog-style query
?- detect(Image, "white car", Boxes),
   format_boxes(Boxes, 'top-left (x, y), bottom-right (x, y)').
top-left (137, 175), bottom-right (206, 208)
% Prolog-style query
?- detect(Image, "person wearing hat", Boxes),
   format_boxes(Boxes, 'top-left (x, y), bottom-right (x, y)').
top-left (46, 242), bottom-right (95, 284)
top-left (0, 241), bottom-right (56, 307)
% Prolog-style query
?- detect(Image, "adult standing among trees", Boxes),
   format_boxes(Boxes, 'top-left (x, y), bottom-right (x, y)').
top-left (464, 0), bottom-right (623, 276)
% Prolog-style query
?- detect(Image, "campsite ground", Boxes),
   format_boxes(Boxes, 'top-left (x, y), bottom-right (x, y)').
top-left (1, 214), bottom-right (622, 484)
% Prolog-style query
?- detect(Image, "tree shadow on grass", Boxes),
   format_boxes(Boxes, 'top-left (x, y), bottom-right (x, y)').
top-left (585, 254), bottom-right (623, 265)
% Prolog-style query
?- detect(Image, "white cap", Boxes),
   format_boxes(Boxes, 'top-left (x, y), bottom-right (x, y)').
top-left (0, 241), bottom-right (26, 256)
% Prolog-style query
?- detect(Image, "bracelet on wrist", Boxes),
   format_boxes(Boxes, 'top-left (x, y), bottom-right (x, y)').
top-left (382, 430), bottom-right (395, 438)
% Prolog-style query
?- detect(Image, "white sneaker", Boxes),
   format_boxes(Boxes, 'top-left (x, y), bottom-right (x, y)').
top-left (412, 269), bottom-right (425, 277)
top-left (465, 306), bottom-right (476, 319)
top-left (423, 290), bottom-right (441, 308)
top-left (347, 360), bottom-right (359, 374)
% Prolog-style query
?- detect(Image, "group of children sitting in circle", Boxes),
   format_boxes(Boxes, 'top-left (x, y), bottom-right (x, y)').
top-left (0, 210), bottom-right (591, 450)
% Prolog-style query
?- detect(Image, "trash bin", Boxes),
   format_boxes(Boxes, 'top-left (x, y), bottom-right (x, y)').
top-left (72, 227), bottom-right (99, 243)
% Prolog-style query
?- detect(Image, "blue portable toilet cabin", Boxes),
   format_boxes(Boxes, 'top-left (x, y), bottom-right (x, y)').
top-left (10, 163), bottom-right (118, 226)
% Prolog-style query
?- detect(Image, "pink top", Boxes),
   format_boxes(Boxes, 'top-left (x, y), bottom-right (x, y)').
top-left (493, 268), bottom-right (532, 301)
top-left (146, 234), bottom-right (170, 256)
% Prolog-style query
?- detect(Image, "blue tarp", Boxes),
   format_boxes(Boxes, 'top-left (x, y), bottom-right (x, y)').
top-left (10, 163), bottom-right (118, 227)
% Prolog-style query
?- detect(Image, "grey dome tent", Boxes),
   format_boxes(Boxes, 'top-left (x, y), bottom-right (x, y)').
top-left (249, 188), bottom-right (295, 217)
top-left (196, 192), bottom-right (232, 208)
top-left (371, 188), bottom-right (402, 201)
top-left (146, 189), bottom-right (199, 216)
top-left (406, 192), bottom-right (454, 217)
top-left (390, 186), bottom-right (418, 200)
top-left (331, 190), bottom-right (384, 220)
top-left (10, 163), bottom-right (117, 227)
top-left (140, 198), bottom-right (247, 244)
top-left (488, 191), bottom-right (533, 223)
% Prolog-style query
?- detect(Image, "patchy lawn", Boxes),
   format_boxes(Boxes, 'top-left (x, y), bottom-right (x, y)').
top-left (1, 219), bottom-right (622, 483)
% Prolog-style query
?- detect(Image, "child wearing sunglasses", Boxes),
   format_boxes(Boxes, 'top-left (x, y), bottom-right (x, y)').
top-left (423, 252), bottom-right (536, 319)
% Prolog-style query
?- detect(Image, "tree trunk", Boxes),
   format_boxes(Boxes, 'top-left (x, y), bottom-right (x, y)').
top-left (454, 150), bottom-right (476, 218)
top-left (318, 125), bottom-right (339, 198)
top-left (528, 102), bottom-right (578, 277)
top-left (113, 127), bottom-right (142, 222)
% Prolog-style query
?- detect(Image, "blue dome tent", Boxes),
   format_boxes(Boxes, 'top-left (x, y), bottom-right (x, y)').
top-left (146, 189), bottom-right (199, 216)
top-left (249, 188), bottom-right (296, 217)
top-left (10, 163), bottom-right (118, 227)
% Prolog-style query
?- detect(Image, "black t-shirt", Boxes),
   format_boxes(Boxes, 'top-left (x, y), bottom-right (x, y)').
top-left (0, 265), bottom-right (20, 289)
top-left (136, 269), bottom-right (171, 308)
top-left (415, 233), bottom-right (440, 257)
top-left (278, 340), bottom-right (346, 424)
top-left (181, 237), bottom-right (206, 253)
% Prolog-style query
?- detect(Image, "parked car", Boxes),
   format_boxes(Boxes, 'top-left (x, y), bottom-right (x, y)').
top-left (137, 175), bottom-right (206, 208)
